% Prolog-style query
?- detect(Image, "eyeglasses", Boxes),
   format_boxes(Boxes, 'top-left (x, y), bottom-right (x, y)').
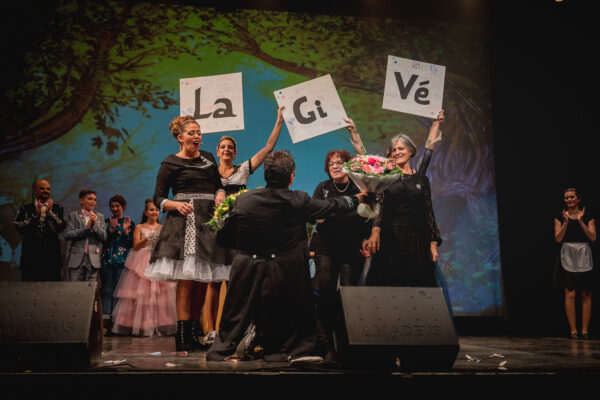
top-left (328, 161), bottom-right (344, 167)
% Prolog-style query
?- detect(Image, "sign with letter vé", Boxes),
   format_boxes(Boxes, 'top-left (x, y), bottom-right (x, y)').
top-left (180, 72), bottom-right (244, 134)
top-left (274, 74), bottom-right (349, 143)
top-left (382, 55), bottom-right (445, 119)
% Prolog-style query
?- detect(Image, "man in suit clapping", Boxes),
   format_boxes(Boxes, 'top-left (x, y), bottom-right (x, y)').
top-left (14, 179), bottom-right (66, 281)
top-left (64, 190), bottom-right (107, 282)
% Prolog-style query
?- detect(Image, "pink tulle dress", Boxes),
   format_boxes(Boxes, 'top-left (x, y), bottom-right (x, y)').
top-left (112, 224), bottom-right (177, 336)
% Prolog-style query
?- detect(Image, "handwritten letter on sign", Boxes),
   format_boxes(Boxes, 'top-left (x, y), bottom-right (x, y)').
top-left (382, 55), bottom-right (445, 119)
top-left (180, 72), bottom-right (244, 134)
top-left (274, 75), bottom-right (349, 143)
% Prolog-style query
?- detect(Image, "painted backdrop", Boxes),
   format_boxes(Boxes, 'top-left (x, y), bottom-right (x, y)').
top-left (0, 0), bottom-right (500, 315)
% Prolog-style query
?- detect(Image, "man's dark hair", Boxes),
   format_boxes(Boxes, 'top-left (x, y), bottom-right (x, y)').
top-left (264, 150), bottom-right (295, 188)
top-left (79, 189), bottom-right (96, 199)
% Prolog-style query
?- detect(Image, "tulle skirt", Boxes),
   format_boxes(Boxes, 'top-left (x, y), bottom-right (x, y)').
top-left (112, 246), bottom-right (177, 336)
top-left (144, 255), bottom-right (231, 282)
top-left (147, 196), bottom-right (231, 282)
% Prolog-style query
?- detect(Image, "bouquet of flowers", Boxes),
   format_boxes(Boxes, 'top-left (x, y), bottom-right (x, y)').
top-left (205, 189), bottom-right (248, 231)
top-left (343, 155), bottom-right (403, 219)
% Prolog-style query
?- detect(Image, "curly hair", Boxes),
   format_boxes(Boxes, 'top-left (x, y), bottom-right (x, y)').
top-left (169, 115), bottom-right (199, 139)
top-left (323, 149), bottom-right (352, 178)
top-left (264, 150), bottom-right (295, 188)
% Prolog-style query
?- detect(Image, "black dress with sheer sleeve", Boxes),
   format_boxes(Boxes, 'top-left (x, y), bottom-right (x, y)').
top-left (145, 151), bottom-right (230, 282)
top-left (366, 148), bottom-right (442, 287)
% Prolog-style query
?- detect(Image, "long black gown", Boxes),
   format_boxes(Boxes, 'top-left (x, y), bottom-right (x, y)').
top-left (366, 150), bottom-right (442, 287)
top-left (206, 186), bottom-right (358, 361)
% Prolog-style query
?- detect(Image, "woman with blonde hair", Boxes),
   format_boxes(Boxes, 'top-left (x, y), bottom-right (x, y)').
top-left (200, 105), bottom-right (284, 346)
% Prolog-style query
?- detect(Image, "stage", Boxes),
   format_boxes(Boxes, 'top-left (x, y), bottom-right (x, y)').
top-left (2, 333), bottom-right (600, 398)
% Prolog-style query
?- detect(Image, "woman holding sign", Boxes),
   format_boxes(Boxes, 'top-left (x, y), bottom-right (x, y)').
top-left (310, 149), bottom-right (373, 360)
top-left (144, 115), bottom-right (227, 352)
top-left (216, 105), bottom-right (285, 195)
top-left (200, 105), bottom-right (285, 346)
top-left (353, 110), bottom-right (445, 287)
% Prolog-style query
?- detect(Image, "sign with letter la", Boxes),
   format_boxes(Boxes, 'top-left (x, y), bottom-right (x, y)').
top-left (274, 74), bottom-right (349, 144)
top-left (382, 55), bottom-right (445, 119)
top-left (180, 72), bottom-right (244, 134)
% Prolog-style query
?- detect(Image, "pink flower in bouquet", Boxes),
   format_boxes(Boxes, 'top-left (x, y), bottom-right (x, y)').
top-left (346, 154), bottom-right (400, 177)
top-left (342, 154), bottom-right (403, 219)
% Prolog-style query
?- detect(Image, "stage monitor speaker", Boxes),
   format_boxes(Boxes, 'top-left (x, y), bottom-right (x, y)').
top-left (0, 281), bottom-right (103, 370)
top-left (338, 286), bottom-right (459, 371)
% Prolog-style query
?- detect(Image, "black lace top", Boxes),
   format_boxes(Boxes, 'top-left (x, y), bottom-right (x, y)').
top-left (373, 148), bottom-right (442, 245)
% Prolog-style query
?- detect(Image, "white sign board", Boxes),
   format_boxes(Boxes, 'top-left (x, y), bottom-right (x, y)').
top-left (382, 55), bottom-right (445, 119)
top-left (180, 72), bottom-right (244, 134)
top-left (274, 74), bottom-right (349, 143)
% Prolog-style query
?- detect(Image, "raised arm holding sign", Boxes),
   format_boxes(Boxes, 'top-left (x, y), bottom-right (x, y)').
top-left (180, 72), bottom-right (245, 134)
top-left (274, 74), bottom-right (349, 143)
top-left (382, 55), bottom-right (445, 119)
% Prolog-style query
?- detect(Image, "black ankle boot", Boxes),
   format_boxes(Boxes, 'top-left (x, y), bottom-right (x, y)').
top-left (189, 319), bottom-right (203, 349)
top-left (175, 320), bottom-right (196, 352)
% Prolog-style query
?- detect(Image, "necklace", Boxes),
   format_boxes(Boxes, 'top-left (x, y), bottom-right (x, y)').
top-left (401, 169), bottom-right (414, 181)
top-left (332, 179), bottom-right (350, 192)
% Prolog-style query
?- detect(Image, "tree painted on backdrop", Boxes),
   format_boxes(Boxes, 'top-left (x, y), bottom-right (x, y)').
top-left (1, 0), bottom-right (202, 156)
top-left (0, 1), bottom-right (500, 312)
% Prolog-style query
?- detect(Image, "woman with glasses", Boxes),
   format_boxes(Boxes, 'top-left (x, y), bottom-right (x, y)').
top-left (310, 149), bottom-right (373, 360)
top-left (144, 115), bottom-right (227, 352)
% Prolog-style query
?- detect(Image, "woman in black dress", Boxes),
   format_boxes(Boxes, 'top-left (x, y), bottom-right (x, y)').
top-left (311, 149), bottom-right (372, 358)
top-left (554, 188), bottom-right (596, 339)
top-left (361, 111), bottom-right (444, 287)
top-left (144, 115), bottom-right (226, 351)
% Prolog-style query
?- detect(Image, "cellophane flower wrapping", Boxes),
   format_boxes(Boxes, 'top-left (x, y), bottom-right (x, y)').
top-left (343, 155), bottom-right (403, 218)
top-left (205, 189), bottom-right (248, 231)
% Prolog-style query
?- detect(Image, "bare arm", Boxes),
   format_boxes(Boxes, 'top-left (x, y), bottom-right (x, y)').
top-left (425, 110), bottom-right (444, 150)
top-left (345, 117), bottom-right (366, 155)
top-left (250, 105), bottom-right (285, 172)
top-left (582, 218), bottom-right (597, 242)
top-left (554, 211), bottom-right (569, 243)
top-left (132, 224), bottom-right (148, 250)
top-left (577, 208), bottom-right (596, 242)
top-left (162, 200), bottom-right (194, 215)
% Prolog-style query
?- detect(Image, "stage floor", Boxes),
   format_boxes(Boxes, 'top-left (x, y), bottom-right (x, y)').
top-left (95, 335), bottom-right (600, 373)
top-left (3, 335), bottom-right (600, 398)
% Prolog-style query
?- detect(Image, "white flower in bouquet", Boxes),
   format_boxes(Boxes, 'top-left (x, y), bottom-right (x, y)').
top-left (343, 155), bottom-right (403, 219)
top-left (205, 189), bottom-right (248, 231)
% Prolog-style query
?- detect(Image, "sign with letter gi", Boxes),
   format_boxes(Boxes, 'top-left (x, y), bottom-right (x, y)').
top-left (274, 74), bottom-right (349, 143)
top-left (180, 72), bottom-right (244, 134)
top-left (382, 55), bottom-right (445, 119)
